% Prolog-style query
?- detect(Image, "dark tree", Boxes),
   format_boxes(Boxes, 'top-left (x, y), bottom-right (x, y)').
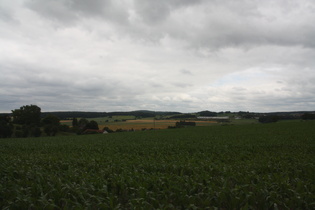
top-left (12, 105), bottom-right (41, 125)
top-left (31, 126), bottom-right (42, 137)
top-left (0, 115), bottom-right (13, 138)
top-left (44, 125), bottom-right (52, 136)
top-left (44, 125), bottom-right (58, 136)
top-left (198, 111), bottom-right (217, 117)
top-left (22, 125), bottom-right (30, 137)
top-left (301, 113), bottom-right (315, 120)
top-left (258, 115), bottom-right (279, 123)
top-left (86, 120), bottom-right (99, 130)
top-left (42, 114), bottom-right (60, 126)
top-left (15, 130), bottom-right (23, 138)
top-left (103, 127), bottom-right (114, 133)
top-left (51, 126), bottom-right (58, 136)
top-left (169, 114), bottom-right (196, 119)
top-left (41, 114), bottom-right (60, 136)
top-left (78, 118), bottom-right (89, 129)
top-left (59, 124), bottom-right (70, 132)
top-left (72, 118), bottom-right (78, 127)
top-left (176, 121), bottom-right (196, 127)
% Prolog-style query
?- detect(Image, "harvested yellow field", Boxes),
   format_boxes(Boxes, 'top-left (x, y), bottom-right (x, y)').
top-left (99, 119), bottom-right (217, 131)
top-left (60, 120), bottom-right (72, 123)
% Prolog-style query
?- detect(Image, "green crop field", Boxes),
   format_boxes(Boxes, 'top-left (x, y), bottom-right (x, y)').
top-left (1, 121), bottom-right (314, 209)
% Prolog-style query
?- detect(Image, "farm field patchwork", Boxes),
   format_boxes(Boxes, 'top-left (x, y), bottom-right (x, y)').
top-left (0, 121), bottom-right (314, 209)
top-left (99, 119), bottom-right (217, 130)
top-left (61, 116), bottom-right (219, 131)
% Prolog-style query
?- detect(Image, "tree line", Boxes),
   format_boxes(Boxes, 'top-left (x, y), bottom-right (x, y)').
top-left (41, 111), bottom-right (181, 120)
top-left (0, 105), bottom-right (101, 138)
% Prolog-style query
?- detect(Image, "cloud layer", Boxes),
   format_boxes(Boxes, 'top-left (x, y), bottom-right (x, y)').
top-left (1, 0), bottom-right (315, 112)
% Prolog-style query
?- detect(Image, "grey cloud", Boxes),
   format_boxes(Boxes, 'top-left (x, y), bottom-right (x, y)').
top-left (133, 0), bottom-right (203, 24)
top-left (173, 83), bottom-right (193, 88)
top-left (0, 6), bottom-right (14, 22)
top-left (1, 0), bottom-right (315, 113)
top-left (161, 0), bottom-right (315, 50)
top-left (69, 0), bottom-right (108, 16)
top-left (180, 69), bottom-right (192, 75)
top-left (26, 0), bottom-right (129, 25)
top-left (26, 0), bottom-right (78, 24)
top-left (24, 0), bottom-right (315, 50)
top-left (134, 1), bottom-right (171, 24)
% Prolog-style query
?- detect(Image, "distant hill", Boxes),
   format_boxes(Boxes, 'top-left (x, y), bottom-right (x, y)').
top-left (2, 110), bottom-right (314, 120)
top-left (40, 111), bottom-right (182, 119)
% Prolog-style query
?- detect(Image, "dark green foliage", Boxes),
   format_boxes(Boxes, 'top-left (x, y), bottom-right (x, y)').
top-left (0, 114), bottom-right (11, 123)
top-left (12, 104), bottom-right (41, 125)
top-left (0, 121), bottom-right (314, 209)
top-left (175, 120), bottom-right (196, 127)
top-left (301, 113), bottom-right (315, 120)
top-left (70, 126), bottom-right (81, 134)
top-left (44, 125), bottom-right (52, 136)
top-left (59, 124), bottom-right (70, 132)
top-left (0, 115), bottom-right (13, 138)
top-left (103, 127), bottom-right (114, 133)
top-left (31, 126), bottom-right (42, 137)
top-left (0, 123), bottom-right (13, 138)
top-left (78, 118), bottom-right (89, 128)
top-left (72, 118), bottom-right (78, 127)
top-left (85, 120), bottom-right (99, 130)
top-left (169, 114), bottom-right (196, 119)
top-left (198, 110), bottom-right (217, 116)
top-left (40, 111), bottom-right (180, 120)
top-left (115, 128), bottom-right (124, 132)
top-left (42, 114), bottom-right (60, 126)
top-left (14, 130), bottom-right (23, 138)
top-left (41, 114), bottom-right (60, 136)
top-left (22, 125), bottom-right (30, 137)
top-left (44, 125), bottom-right (58, 136)
top-left (258, 115), bottom-right (279, 123)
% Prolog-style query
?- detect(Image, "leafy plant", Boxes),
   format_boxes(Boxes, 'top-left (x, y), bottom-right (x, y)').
top-left (0, 121), bottom-right (314, 209)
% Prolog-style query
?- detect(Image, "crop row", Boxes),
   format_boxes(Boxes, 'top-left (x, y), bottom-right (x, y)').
top-left (1, 121), bottom-right (314, 209)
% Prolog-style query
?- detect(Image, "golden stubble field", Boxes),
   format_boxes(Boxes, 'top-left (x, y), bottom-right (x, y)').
top-left (99, 119), bottom-right (217, 131)
top-left (61, 119), bottom-right (218, 131)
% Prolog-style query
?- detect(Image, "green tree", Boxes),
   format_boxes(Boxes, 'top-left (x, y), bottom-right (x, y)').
top-left (103, 127), bottom-right (114, 133)
top-left (59, 124), bottom-right (70, 132)
top-left (0, 115), bottom-right (13, 138)
top-left (31, 126), bottom-right (42, 137)
top-left (78, 118), bottom-right (89, 129)
top-left (198, 110), bottom-right (217, 117)
top-left (86, 120), bottom-right (99, 130)
top-left (44, 125), bottom-right (59, 136)
top-left (42, 114), bottom-right (60, 136)
top-left (258, 115), bottom-right (279, 123)
top-left (44, 125), bottom-right (52, 136)
top-left (42, 114), bottom-right (60, 126)
top-left (12, 105), bottom-right (41, 125)
top-left (22, 125), bottom-right (30, 137)
top-left (72, 118), bottom-right (78, 127)
top-left (301, 113), bottom-right (315, 120)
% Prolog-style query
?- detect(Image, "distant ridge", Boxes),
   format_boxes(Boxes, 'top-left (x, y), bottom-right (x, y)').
top-left (1, 110), bottom-right (314, 120)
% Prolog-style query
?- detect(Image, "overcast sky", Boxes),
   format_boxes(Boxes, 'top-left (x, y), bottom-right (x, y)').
top-left (1, 0), bottom-right (315, 113)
